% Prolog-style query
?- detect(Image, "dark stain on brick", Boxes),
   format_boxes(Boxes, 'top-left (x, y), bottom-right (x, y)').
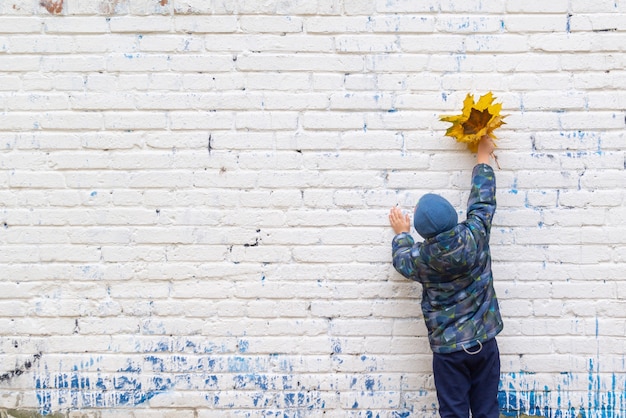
top-left (39, 0), bottom-right (64, 14)
top-left (0, 352), bottom-right (42, 382)
top-left (0, 409), bottom-right (66, 418)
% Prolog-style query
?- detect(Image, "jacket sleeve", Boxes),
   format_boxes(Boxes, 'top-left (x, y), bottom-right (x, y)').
top-left (466, 163), bottom-right (496, 237)
top-left (391, 232), bottom-right (421, 280)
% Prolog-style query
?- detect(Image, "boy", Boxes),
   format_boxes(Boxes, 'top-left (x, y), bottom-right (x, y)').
top-left (388, 135), bottom-right (503, 418)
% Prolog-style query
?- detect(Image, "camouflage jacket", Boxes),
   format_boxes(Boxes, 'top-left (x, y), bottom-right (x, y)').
top-left (391, 164), bottom-right (503, 354)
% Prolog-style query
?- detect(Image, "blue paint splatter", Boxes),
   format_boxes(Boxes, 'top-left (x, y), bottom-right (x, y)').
top-left (228, 356), bottom-right (252, 373)
top-left (509, 177), bottom-right (518, 194)
top-left (238, 339), bottom-right (250, 353)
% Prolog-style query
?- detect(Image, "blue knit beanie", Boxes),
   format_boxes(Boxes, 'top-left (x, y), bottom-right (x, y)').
top-left (413, 194), bottom-right (458, 239)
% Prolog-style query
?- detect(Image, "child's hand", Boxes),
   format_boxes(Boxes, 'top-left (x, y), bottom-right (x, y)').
top-left (389, 206), bottom-right (411, 235)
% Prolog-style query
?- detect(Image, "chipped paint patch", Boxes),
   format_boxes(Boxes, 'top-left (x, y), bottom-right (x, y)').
top-left (100, 0), bottom-right (127, 14)
top-left (40, 0), bottom-right (63, 14)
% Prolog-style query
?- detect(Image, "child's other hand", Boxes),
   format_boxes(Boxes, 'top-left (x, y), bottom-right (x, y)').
top-left (389, 206), bottom-right (411, 235)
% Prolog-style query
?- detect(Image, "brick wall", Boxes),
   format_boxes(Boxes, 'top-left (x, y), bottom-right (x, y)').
top-left (0, 0), bottom-right (625, 416)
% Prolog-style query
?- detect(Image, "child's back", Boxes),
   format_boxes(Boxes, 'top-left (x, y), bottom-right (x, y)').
top-left (388, 135), bottom-right (503, 418)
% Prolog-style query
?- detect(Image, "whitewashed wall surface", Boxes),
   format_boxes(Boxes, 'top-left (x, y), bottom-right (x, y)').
top-left (0, 0), bottom-right (625, 417)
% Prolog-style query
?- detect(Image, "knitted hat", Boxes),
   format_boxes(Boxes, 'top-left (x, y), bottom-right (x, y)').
top-left (413, 194), bottom-right (458, 239)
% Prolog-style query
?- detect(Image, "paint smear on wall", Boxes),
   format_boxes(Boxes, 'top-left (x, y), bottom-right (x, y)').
top-left (31, 339), bottom-right (330, 415)
top-left (21, 338), bottom-right (626, 416)
top-left (40, 0), bottom-right (63, 14)
top-left (0, 353), bottom-right (42, 382)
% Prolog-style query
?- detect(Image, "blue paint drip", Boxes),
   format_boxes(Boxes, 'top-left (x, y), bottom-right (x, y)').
top-left (509, 177), bottom-right (518, 195)
top-left (500, 367), bottom-right (626, 417)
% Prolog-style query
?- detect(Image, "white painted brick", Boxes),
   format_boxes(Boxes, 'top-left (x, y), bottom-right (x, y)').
top-left (435, 15), bottom-right (504, 33)
top-left (0, 56), bottom-right (41, 71)
top-left (138, 34), bottom-right (204, 53)
top-left (336, 34), bottom-right (400, 53)
top-left (0, 4), bottom-right (625, 418)
top-left (168, 54), bottom-right (235, 72)
top-left (305, 16), bottom-right (372, 33)
top-left (239, 16), bottom-right (303, 33)
top-left (236, 54), bottom-right (365, 72)
top-left (106, 53), bottom-right (169, 72)
top-left (173, 16), bottom-right (238, 33)
top-left (108, 16), bottom-right (173, 33)
top-left (569, 13), bottom-right (626, 31)
top-left (506, 0), bottom-right (569, 13)
top-left (376, 0), bottom-right (505, 13)
top-left (503, 14), bottom-right (568, 32)
top-left (0, 17), bottom-right (43, 32)
top-left (571, 0), bottom-right (621, 13)
top-left (43, 16), bottom-right (109, 33)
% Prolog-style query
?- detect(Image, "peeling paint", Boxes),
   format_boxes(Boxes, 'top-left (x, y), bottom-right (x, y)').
top-left (100, 0), bottom-right (126, 15)
top-left (40, 0), bottom-right (63, 14)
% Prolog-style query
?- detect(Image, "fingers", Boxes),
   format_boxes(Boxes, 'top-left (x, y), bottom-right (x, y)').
top-left (389, 207), bottom-right (409, 224)
top-left (389, 206), bottom-right (402, 220)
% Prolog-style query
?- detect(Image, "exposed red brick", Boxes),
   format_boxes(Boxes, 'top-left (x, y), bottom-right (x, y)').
top-left (40, 0), bottom-right (63, 14)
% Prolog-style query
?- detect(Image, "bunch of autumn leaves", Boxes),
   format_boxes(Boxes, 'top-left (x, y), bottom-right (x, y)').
top-left (439, 92), bottom-right (506, 158)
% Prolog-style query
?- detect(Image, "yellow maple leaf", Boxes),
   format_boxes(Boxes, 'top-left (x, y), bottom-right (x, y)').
top-left (439, 92), bottom-right (506, 153)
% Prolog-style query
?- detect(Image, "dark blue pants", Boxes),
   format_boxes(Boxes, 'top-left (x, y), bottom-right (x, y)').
top-left (432, 338), bottom-right (501, 418)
